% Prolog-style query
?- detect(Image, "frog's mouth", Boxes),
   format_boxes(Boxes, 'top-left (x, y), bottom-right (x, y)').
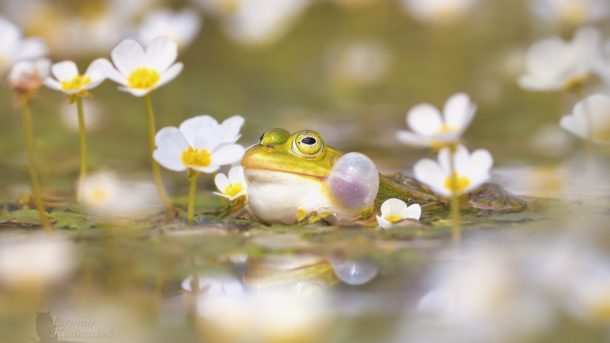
top-left (242, 148), bottom-right (328, 179)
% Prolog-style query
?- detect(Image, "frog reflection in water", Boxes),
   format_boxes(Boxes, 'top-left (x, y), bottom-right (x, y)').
top-left (242, 128), bottom-right (526, 224)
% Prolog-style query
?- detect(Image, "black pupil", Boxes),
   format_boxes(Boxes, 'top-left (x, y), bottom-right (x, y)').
top-left (301, 137), bottom-right (316, 145)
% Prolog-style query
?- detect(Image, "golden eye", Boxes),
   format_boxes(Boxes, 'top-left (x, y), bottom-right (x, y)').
top-left (292, 131), bottom-right (324, 157)
top-left (260, 128), bottom-right (290, 145)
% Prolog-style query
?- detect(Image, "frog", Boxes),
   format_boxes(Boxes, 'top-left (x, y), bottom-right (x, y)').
top-left (242, 128), bottom-right (526, 225)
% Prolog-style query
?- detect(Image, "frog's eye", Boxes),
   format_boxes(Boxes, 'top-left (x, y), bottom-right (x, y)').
top-left (292, 131), bottom-right (324, 157)
top-left (260, 128), bottom-right (290, 145)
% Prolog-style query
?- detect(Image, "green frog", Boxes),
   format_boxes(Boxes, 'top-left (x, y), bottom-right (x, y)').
top-left (242, 128), bottom-right (526, 225)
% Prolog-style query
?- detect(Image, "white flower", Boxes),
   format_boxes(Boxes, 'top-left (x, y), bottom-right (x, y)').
top-left (197, 290), bottom-right (330, 343)
top-left (529, 0), bottom-right (609, 26)
top-left (0, 17), bottom-right (47, 73)
top-left (153, 115), bottom-right (245, 174)
top-left (400, 0), bottom-right (477, 24)
top-left (414, 145), bottom-right (493, 197)
top-left (44, 59), bottom-right (108, 95)
top-left (0, 234), bottom-right (76, 288)
top-left (137, 8), bottom-right (202, 49)
top-left (214, 166), bottom-right (247, 200)
top-left (198, 0), bottom-right (309, 46)
top-left (560, 93), bottom-right (610, 144)
top-left (519, 27), bottom-right (604, 91)
top-left (100, 37), bottom-right (183, 97)
top-left (79, 171), bottom-right (162, 218)
top-left (376, 198), bottom-right (421, 229)
top-left (326, 41), bottom-right (390, 86)
top-left (396, 93), bottom-right (476, 148)
top-left (7, 58), bottom-right (50, 93)
top-left (414, 245), bottom-right (553, 341)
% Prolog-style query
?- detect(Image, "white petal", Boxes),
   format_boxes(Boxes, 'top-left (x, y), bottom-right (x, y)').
top-left (15, 38), bottom-right (47, 61)
top-left (452, 145), bottom-right (471, 174)
top-left (407, 104), bottom-right (443, 135)
top-left (469, 149), bottom-right (494, 174)
top-left (91, 58), bottom-right (126, 85)
top-left (0, 18), bottom-right (21, 50)
top-left (146, 37), bottom-right (178, 72)
top-left (179, 115), bottom-right (219, 145)
top-left (560, 114), bottom-right (587, 139)
top-left (181, 124), bottom-right (223, 151)
top-left (518, 75), bottom-right (561, 91)
top-left (380, 198), bottom-right (408, 218)
top-left (193, 165), bottom-right (220, 174)
top-left (406, 204), bottom-right (422, 221)
top-left (43, 78), bottom-right (62, 91)
top-left (414, 158), bottom-right (450, 197)
top-left (228, 166), bottom-right (245, 184)
top-left (118, 86), bottom-right (151, 97)
top-left (214, 173), bottom-right (230, 192)
top-left (111, 39), bottom-right (145, 75)
top-left (376, 215), bottom-right (392, 229)
top-left (84, 78), bottom-right (104, 90)
top-left (211, 144), bottom-right (245, 166)
top-left (153, 127), bottom-right (189, 172)
top-left (396, 130), bottom-right (432, 148)
top-left (443, 92), bottom-right (476, 131)
top-left (213, 191), bottom-right (231, 199)
top-left (156, 62), bottom-right (183, 88)
top-left (51, 61), bottom-right (79, 81)
top-left (220, 115), bottom-right (245, 143)
top-left (395, 131), bottom-right (431, 147)
top-left (34, 59), bottom-right (51, 78)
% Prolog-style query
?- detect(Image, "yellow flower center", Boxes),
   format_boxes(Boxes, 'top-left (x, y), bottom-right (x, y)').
top-left (443, 173), bottom-right (471, 194)
top-left (90, 187), bottom-right (109, 205)
top-left (559, 4), bottom-right (586, 25)
top-left (384, 215), bottom-right (403, 223)
top-left (128, 68), bottom-right (160, 89)
top-left (592, 124), bottom-right (610, 142)
top-left (182, 147), bottom-right (212, 168)
top-left (591, 296), bottom-right (610, 324)
top-left (224, 183), bottom-right (245, 197)
top-left (438, 124), bottom-right (456, 134)
top-left (437, 5), bottom-right (461, 20)
top-left (61, 75), bottom-right (91, 91)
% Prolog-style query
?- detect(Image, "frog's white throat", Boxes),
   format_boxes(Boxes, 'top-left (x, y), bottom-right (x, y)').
top-left (244, 169), bottom-right (357, 225)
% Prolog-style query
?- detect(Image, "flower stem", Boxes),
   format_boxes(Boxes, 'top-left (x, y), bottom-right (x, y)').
top-left (76, 97), bottom-right (88, 202)
top-left (144, 94), bottom-right (175, 215)
top-left (575, 90), bottom-right (595, 168)
top-left (187, 172), bottom-right (199, 225)
top-left (21, 100), bottom-right (51, 231)
top-left (447, 145), bottom-right (461, 247)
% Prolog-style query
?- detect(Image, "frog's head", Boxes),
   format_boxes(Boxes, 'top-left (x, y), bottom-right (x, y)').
top-left (242, 128), bottom-right (343, 178)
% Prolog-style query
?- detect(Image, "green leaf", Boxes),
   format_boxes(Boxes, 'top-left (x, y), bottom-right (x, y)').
top-left (0, 209), bottom-right (42, 225)
top-left (50, 211), bottom-right (94, 230)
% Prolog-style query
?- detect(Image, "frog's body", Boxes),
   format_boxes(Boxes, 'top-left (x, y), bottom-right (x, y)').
top-left (242, 128), bottom-right (526, 225)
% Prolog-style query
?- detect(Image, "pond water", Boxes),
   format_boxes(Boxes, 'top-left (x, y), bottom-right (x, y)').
top-left (1, 1), bottom-right (610, 342)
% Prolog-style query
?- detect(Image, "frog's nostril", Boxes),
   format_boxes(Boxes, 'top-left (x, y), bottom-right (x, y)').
top-left (265, 145), bottom-right (275, 151)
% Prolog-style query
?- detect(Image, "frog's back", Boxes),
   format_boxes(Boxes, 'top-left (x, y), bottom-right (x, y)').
top-left (376, 172), bottom-right (527, 214)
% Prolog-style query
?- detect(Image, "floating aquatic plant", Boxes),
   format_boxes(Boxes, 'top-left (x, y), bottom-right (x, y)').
top-left (8, 58), bottom-right (52, 231)
top-left (376, 198), bottom-right (421, 229)
top-left (154, 115), bottom-right (245, 224)
top-left (397, 93), bottom-right (479, 244)
top-left (414, 145), bottom-right (493, 241)
top-left (99, 37), bottom-right (184, 215)
top-left (44, 59), bottom-right (108, 202)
